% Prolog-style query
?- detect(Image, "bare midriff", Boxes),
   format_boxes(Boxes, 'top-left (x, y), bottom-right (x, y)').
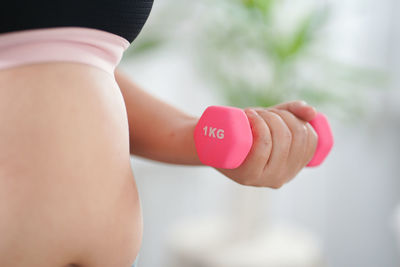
top-left (0, 62), bottom-right (142, 267)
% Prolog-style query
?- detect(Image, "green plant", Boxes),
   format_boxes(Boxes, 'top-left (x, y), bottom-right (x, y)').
top-left (122, 0), bottom-right (387, 122)
top-left (194, 0), bottom-right (387, 121)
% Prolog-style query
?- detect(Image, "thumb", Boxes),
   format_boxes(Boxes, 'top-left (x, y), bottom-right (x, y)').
top-left (269, 100), bottom-right (317, 122)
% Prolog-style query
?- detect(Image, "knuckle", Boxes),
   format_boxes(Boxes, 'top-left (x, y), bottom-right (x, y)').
top-left (238, 174), bottom-right (260, 187)
top-left (274, 110), bottom-right (303, 142)
top-left (265, 174), bottom-right (286, 189)
top-left (236, 178), bottom-right (249, 186)
top-left (269, 181), bottom-right (284, 189)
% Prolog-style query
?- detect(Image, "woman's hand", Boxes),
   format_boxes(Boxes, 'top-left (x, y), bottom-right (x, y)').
top-left (215, 100), bottom-right (318, 189)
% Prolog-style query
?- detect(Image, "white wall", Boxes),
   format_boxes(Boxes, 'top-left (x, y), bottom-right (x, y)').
top-left (119, 0), bottom-right (400, 266)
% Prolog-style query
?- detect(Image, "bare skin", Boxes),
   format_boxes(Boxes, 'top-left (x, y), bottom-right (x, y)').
top-left (0, 63), bottom-right (317, 267)
top-left (116, 69), bottom-right (318, 189)
top-left (0, 63), bottom-right (142, 267)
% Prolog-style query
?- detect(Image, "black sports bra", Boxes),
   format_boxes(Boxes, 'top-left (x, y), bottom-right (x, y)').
top-left (0, 0), bottom-right (154, 44)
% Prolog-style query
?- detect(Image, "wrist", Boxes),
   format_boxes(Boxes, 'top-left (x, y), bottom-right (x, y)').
top-left (181, 116), bottom-right (203, 166)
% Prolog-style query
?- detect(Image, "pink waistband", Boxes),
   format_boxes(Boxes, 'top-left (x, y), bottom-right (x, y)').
top-left (0, 27), bottom-right (130, 76)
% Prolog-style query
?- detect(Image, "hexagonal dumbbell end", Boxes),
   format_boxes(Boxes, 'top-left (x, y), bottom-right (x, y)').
top-left (194, 106), bottom-right (253, 169)
top-left (306, 112), bottom-right (334, 167)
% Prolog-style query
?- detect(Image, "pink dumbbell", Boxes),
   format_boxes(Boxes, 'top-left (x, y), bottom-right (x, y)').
top-left (194, 105), bottom-right (333, 169)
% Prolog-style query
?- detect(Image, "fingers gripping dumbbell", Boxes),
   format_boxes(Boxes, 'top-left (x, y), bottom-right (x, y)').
top-left (193, 106), bottom-right (333, 169)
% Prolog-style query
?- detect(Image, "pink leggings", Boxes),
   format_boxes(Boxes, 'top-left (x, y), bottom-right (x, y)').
top-left (0, 27), bottom-right (130, 76)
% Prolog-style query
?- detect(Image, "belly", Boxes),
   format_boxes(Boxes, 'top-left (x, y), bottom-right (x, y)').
top-left (0, 62), bottom-right (142, 267)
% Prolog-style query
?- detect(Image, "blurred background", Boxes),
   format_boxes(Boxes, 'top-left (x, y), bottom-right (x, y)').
top-left (118, 0), bottom-right (400, 266)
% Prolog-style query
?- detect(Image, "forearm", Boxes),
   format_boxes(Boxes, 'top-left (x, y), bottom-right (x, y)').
top-left (114, 68), bottom-right (203, 165)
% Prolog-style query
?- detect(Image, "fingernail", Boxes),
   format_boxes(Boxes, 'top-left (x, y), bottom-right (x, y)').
top-left (299, 100), bottom-right (308, 106)
top-left (311, 106), bottom-right (317, 113)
